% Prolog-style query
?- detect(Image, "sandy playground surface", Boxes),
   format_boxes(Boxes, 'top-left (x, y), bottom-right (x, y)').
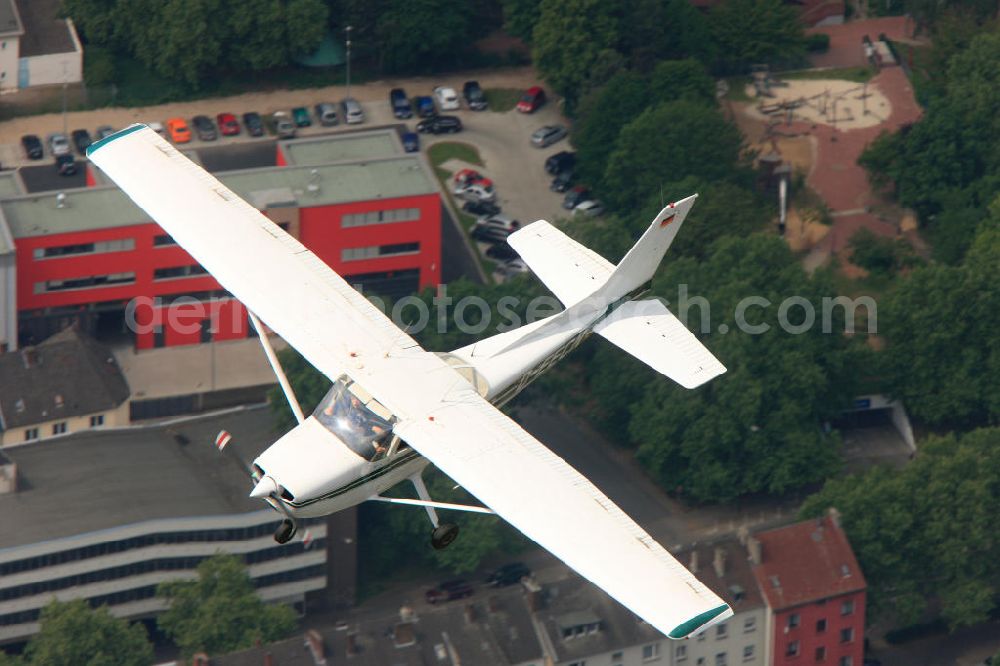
top-left (743, 78), bottom-right (891, 130)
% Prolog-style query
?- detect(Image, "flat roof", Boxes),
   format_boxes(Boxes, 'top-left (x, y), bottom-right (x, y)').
top-left (281, 131), bottom-right (402, 166)
top-left (5, 156), bottom-right (436, 238)
top-left (16, 0), bottom-right (75, 56)
top-left (0, 172), bottom-right (24, 199)
top-left (0, 405), bottom-right (278, 550)
top-left (0, 0), bottom-right (22, 37)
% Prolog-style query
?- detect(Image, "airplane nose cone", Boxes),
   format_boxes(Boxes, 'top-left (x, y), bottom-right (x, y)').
top-left (250, 475), bottom-right (278, 499)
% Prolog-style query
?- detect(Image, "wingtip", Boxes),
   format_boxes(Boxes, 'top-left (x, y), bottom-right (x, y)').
top-left (667, 603), bottom-right (733, 639)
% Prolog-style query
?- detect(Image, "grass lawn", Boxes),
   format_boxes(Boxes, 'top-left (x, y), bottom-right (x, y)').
top-left (723, 76), bottom-right (753, 102)
top-left (483, 88), bottom-right (522, 112)
top-left (780, 66), bottom-right (876, 83)
top-left (427, 141), bottom-right (484, 169)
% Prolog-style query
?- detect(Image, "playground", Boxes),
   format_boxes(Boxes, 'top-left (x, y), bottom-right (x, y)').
top-left (743, 76), bottom-right (891, 130)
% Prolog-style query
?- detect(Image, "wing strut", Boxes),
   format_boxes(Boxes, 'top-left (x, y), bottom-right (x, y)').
top-left (248, 310), bottom-right (305, 424)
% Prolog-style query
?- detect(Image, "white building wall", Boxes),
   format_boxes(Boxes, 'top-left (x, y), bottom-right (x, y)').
top-left (21, 48), bottom-right (82, 88)
top-left (0, 35), bottom-right (19, 91)
top-left (670, 608), bottom-right (766, 666)
top-left (0, 250), bottom-right (15, 353)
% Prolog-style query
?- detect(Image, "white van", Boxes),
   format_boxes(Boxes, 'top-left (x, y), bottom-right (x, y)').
top-left (342, 98), bottom-right (364, 125)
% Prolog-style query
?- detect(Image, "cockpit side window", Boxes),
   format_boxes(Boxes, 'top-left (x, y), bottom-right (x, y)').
top-left (313, 377), bottom-right (395, 462)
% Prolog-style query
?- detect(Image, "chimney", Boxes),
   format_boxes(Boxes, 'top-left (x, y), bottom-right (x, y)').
top-left (264, 653), bottom-right (273, 666)
top-left (304, 629), bottom-right (326, 664)
top-left (464, 604), bottom-right (477, 624)
top-left (737, 525), bottom-right (749, 545)
top-left (828, 506), bottom-right (842, 530)
top-left (192, 654), bottom-right (210, 666)
top-left (712, 547), bottom-right (727, 578)
top-left (0, 452), bottom-right (17, 494)
top-left (689, 550), bottom-right (699, 573)
top-left (748, 537), bottom-right (762, 565)
top-left (399, 605), bottom-right (415, 623)
top-left (487, 596), bottom-right (499, 613)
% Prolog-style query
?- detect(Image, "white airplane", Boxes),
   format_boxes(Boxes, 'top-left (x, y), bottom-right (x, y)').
top-left (88, 125), bottom-right (730, 640)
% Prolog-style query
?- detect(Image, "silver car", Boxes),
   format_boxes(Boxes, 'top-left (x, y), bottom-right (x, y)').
top-left (47, 133), bottom-right (71, 156)
top-left (530, 125), bottom-right (568, 148)
top-left (342, 98), bottom-right (364, 124)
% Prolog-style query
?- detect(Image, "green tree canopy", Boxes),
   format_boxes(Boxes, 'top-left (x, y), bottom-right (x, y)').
top-left (374, 0), bottom-right (474, 73)
top-left (23, 599), bottom-right (153, 666)
top-left (801, 427), bottom-right (1000, 628)
top-left (501, 0), bottom-right (542, 42)
top-left (708, 0), bottom-right (805, 73)
top-left (157, 554), bottom-right (297, 658)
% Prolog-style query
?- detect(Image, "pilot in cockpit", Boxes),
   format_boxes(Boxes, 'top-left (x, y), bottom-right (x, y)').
top-left (315, 380), bottom-right (394, 461)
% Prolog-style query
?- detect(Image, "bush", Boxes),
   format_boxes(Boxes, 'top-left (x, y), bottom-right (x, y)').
top-left (848, 227), bottom-right (918, 276)
top-left (806, 33), bottom-right (830, 53)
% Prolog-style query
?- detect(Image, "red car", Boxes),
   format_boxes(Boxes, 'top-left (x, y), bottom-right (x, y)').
top-left (216, 112), bottom-right (241, 136)
top-left (453, 168), bottom-right (484, 187)
top-left (517, 86), bottom-right (547, 113)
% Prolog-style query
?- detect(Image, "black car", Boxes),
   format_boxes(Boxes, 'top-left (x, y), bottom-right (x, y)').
top-left (545, 150), bottom-right (576, 175)
top-left (462, 200), bottom-right (501, 217)
top-left (71, 129), bottom-right (92, 155)
top-left (242, 112), bottom-right (264, 137)
top-left (192, 115), bottom-right (217, 141)
top-left (416, 115), bottom-right (462, 134)
top-left (425, 579), bottom-right (474, 604)
top-left (21, 134), bottom-right (43, 160)
top-left (56, 154), bottom-right (77, 176)
top-left (463, 80), bottom-right (488, 110)
top-left (389, 88), bottom-right (412, 119)
top-left (550, 169), bottom-right (574, 192)
top-left (485, 241), bottom-right (519, 262)
top-left (485, 562), bottom-right (530, 587)
top-left (471, 223), bottom-right (512, 244)
top-left (563, 186), bottom-right (590, 210)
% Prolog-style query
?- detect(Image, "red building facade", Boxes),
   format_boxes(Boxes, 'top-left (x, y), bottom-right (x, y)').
top-left (751, 513), bottom-right (867, 666)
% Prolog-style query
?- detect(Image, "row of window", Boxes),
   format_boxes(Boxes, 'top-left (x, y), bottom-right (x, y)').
top-left (692, 617), bottom-right (756, 644)
top-left (786, 630), bottom-right (855, 657)
top-left (341, 242), bottom-right (420, 262)
top-left (153, 264), bottom-right (208, 280)
top-left (33, 239), bottom-right (136, 260)
top-left (34, 272), bottom-right (135, 294)
top-left (23, 416), bottom-right (104, 442)
top-left (341, 208), bottom-right (421, 228)
top-left (0, 540), bottom-right (324, 602)
top-left (786, 600), bottom-right (855, 630)
top-left (0, 563), bottom-right (326, 627)
top-left (675, 644), bottom-right (756, 664)
top-left (0, 519), bottom-right (321, 576)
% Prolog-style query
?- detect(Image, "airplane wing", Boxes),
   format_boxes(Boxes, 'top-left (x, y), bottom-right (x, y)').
top-left (89, 125), bottom-right (731, 639)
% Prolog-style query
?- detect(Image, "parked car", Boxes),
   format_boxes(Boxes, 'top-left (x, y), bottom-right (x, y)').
top-left (21, 134), bottom-right (43, 159)
top-left (517, 86), bottom-right (547, 113)
top-left (315, 103), bottom-right (338, 126)
top-left (292, 106), bottom-right (312, 127)
top-left (166, 118), bottom-right (191, 143)
top-left (574, 200), bottom-right (606, 217)
top-left (453, 168), bottom-right (484, 188)
top-left (147, 121), bottom-right (167, 137)
top-left (95, 125), bottom-right (115, 140)
top-left (562, 185), bottom-right (590, 210)
top-left (425, 580), bottom-right (474, 604)
top-left (401, 131), bottom-right (419, 153)
top-left (390, 88), bottom-right (412, 119)
top-left (545, 150), bottom-right (576, 175)
top-left (455, 178), bottom-right (495, 203)
top-left (471, 222), bottom-right (512, 244)
top-left (486, 241), bottom-right (519, 262)
top-left (191, 115), bottom-right (217, 141)
top-left (243, 112), bottom-right (264, 136)
top-left (71, 129), bottom-right (92, 155)
top-left (550, 169), bottom-right (574, 192)
top-left (216, 112), bottom-right (240, 136)
top-left (273, 111), bottom-right (296, 138)
top-left (417, 115), bottom-right (462, 134)
top-left (47, 133), bottom-right (71, 157)
top-left (463, 80), bottom-right (487, 110)
top-left (56, 154), bottom-right (77, 176)
top-left (494, 258), bottom-right (530, 281)
top-left (531, 124), bottom-right (568, 148)
top-left (485, 562), bottom-right (531, 587)
top-left (433, 86), bottom-right (460, 111)
top-left (341, 98), bottom-right (364, 124)
top-left (414, 96), bottom-right (436, 118)
top-left (477, 214), bottom-right (520, 233)
top-left (462, 200), bottom-right (501, 217)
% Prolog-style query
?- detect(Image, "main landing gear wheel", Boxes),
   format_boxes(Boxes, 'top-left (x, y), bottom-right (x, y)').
top-left (274, 518), bottom-right (297, 545)
top-left (431, 523), bottom-right (460, 550)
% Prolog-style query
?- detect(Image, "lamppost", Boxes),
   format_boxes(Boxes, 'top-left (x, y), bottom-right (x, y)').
top-left (345, 25), bottom-right (352, 100)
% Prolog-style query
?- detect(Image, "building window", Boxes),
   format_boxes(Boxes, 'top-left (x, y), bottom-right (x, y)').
top-left (35, 272), bottom-right (136, 293)
top-left (341, 207), bottom-right (420, 228)
top-left (153, 234), bottom-right (176, 246)
top-left (642, 643), bottom-right (660, 661)
top-left (33, 238), bottom-right (136, 260)
top-left (676, 644), bottom-right (687, 661)
top-left (742, 645), bottom-right (754, 662)
top-left (90, 414), bottom-right (105, 427)
top-left (815, 646), bottom-right (826, 661)
top-left (24, 428), bottom-right (39, 441)
top-left (153, 264), bottom-right (208, 280)
top-left (611, 651), bottom-right (623, 665)
top-left (840, 600), bottom-right (855, 616)
top-left (743, 617), bottom-right (756, 633)
top-left (716, 623), bottom-right (728, 639)
top-left (341, 242), bottom-right (420, 262)
top-left (840, 627), bottom-right (854, 644)
top-left (788, 613), bottom-right (800, 629)
top-left (52, 422), bottom-right (67, 435)
top-left (568, 662), bottom-right (586, 666)
top-left (698, 630), bottom-right (706, 642)
top-left (715, 653), bottom-right (727, 666)
top-left (786, 641), bottom-right (800, 657)
top-left (816, 618), bottom-right (827, 633)
top-left (838, 658), bottom-right (852, 666)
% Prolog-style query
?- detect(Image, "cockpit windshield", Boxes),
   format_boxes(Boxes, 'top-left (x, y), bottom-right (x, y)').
top-left (313, 377), bottom-right (395, 461)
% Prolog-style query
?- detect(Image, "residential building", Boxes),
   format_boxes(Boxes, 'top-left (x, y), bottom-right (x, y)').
top-left (0, 406), bottom-right (350, 646)
top-left (0, 326), bottom-right (129, 446)
top-left (749, 512), bottom-right (867, 666)
top-left (0, 0), bottom-right (83, 92)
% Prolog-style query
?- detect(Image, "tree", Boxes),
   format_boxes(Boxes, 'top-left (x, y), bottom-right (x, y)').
top-left (532, 0), bottom-right (620, 109)
top-left (708, 0), bottom-right (805, 73)
top-left (501, 0), bottom-right (542, 42)
top-left (23, 599), bottom-right (152, 666)
top-left (157, 554), bottom-right (297, 658)
top-left (801, 427), bottom-right (1000, 628)
top-left (846, 228), bottom-right (919, 277)
top-left (647, 59), bottom-right (716, 106)
top-left (374, 0), bottom-right (473, 73)
top-left (613, 234), bottom-right (860, 502)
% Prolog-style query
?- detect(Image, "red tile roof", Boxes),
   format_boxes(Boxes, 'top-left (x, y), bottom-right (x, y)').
top-left (751, 515), bottom-right (866, 610)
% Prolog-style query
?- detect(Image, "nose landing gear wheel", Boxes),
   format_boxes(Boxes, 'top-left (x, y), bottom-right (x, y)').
top-left (431, 523), bottom-right (460, 550)
top-left (274, 518), bottom-right (297, 544)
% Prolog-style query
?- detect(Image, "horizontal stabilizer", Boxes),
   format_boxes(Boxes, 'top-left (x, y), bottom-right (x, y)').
top-left (594, 299), bottom-right (726, 389)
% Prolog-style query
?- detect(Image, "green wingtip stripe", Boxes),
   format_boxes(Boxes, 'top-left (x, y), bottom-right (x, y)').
top-left (86, 124), bottom-right (146, 157)
top-left (668, 604), bottom-right (730, 639)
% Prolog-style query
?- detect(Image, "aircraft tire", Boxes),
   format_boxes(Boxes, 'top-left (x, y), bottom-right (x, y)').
top-left (274, 518), bottom-right (297, 544)
top-left (431, 523), bottom-right (460, 550)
